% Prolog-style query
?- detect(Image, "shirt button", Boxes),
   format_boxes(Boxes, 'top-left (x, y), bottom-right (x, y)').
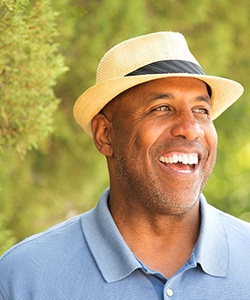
top-left (166, 288), bottom-right (174, 297)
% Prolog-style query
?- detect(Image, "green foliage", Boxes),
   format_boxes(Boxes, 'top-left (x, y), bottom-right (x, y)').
top-left (0, 214), bottom-right (16, 256)
top-left (1, 0), bottom-right (250, 255)
top-left (0, 0), bottom-right (68, 157)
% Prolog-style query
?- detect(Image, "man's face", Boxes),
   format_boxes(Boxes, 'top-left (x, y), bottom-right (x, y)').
top-left (101, 77), bottom-right (218, 215)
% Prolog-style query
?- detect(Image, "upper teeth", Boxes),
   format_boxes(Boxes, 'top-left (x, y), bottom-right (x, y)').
top-left (159, 153), bottom-right (198, 165)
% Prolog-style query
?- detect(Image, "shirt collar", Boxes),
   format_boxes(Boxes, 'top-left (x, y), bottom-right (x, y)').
top-left (81, 188), bottom-right (142, 283)
top-left (81, 189), bottom-right (229, 282)
top-left (195, 194), bottom-right (229, 277)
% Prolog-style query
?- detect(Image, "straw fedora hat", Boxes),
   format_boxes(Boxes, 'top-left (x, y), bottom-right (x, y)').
top-left (73, 31), bottom-right (243, 135)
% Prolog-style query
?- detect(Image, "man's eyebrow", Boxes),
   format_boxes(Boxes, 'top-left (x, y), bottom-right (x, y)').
top-left (195, 95), bottom-right (212, 105)
top-left (146, 93), bottom-right (212, 104)
top-left (146, 93), bottom-right (173, 102)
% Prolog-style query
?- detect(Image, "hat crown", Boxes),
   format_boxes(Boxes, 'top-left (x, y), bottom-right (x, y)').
top-left (96, 32), bottom-right (200, 84)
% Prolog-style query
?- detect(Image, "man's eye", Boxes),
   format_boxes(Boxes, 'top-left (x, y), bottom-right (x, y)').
top-left (154, 105), bottom-right (171, 112)
top-left (193, 108), bottom-right (209, 115)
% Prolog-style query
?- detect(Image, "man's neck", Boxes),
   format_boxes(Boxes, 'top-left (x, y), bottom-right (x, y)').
top-left (109, 197), bottom-right (201, 278)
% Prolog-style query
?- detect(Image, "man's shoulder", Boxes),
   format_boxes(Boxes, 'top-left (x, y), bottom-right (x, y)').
top-left (216, 206), bottom-right (250, 227)
top-left (0, 208), bottom-right (113, 299)
top-left (213, 205), bottom-right (250, 241)
top-left (0, 214), bottom-right (84, 267)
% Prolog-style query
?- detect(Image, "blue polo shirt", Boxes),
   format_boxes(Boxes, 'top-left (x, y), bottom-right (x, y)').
top-left (1, 188), bottom-right (250, 299)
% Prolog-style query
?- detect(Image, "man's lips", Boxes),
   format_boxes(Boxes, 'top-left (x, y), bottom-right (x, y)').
top-left (158, 152), bottom-right (199, 174)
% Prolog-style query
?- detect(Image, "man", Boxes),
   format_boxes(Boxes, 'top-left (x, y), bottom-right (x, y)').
top-left (0, 32), bottom-right (250, 299)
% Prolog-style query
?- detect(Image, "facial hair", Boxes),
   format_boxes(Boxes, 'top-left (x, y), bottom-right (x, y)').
top-left (112, 138), bottom-right (217, 216)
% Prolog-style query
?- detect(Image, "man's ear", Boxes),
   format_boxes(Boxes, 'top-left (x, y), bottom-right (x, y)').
top-left (91, 114), bottom-right (113, 157)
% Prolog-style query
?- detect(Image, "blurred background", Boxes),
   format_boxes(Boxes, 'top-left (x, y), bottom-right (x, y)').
top-left (1, 0), bottom-right (250, 254)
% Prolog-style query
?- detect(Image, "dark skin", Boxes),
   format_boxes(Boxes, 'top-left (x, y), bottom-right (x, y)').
top-left (92, 77), bottom-right (218, 278)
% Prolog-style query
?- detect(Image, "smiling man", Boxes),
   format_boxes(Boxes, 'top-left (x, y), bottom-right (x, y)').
top-left (1, 32), bottom-right (250, 300)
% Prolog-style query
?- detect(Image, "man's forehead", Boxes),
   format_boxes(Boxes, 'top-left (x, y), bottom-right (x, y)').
top-left (106, 77), bottom-right (211, 107)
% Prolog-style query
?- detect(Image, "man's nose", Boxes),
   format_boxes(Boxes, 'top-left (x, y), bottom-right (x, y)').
top-left (170, 114), bottom-right (205, 140)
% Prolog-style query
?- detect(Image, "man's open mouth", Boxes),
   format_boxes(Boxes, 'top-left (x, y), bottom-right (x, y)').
top-left (158, 153), bottom-right (199, 173)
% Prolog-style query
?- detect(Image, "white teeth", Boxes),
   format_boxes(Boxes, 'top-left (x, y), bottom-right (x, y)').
top-left (159, 154), bottom-right (198, 165)
top-left (183, 154), bottom-right (189, 164)
top-left (173, 154), bottom-right (178, 163)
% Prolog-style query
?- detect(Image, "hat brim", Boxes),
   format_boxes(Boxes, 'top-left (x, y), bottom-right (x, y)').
top-left (73, 73), bottom-right (243, 136)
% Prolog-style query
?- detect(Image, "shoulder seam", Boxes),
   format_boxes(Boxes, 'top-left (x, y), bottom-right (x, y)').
top-left (0, 214), bottom-right (82, 262)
